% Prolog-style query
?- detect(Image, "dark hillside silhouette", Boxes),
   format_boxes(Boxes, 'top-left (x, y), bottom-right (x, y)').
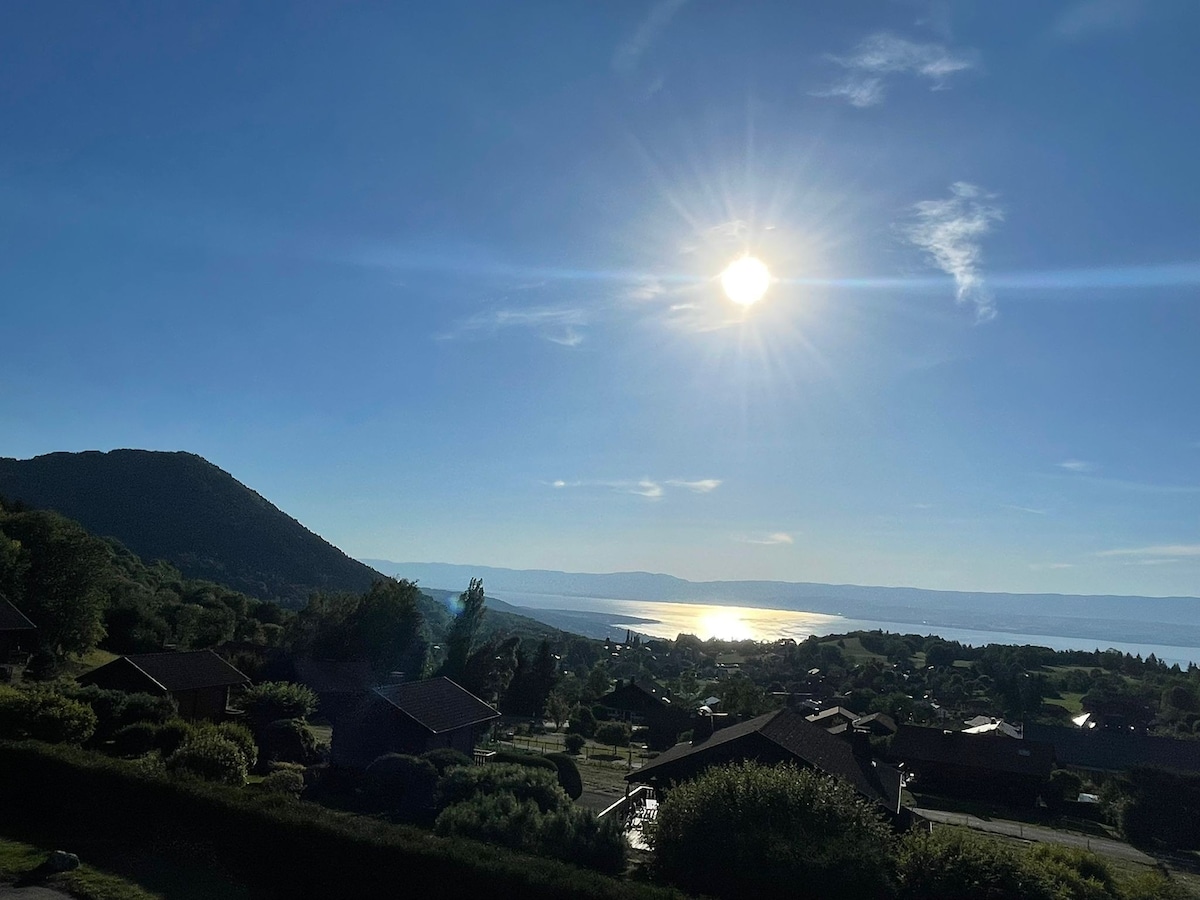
top-left (0, 450), bottom-right (381, 604)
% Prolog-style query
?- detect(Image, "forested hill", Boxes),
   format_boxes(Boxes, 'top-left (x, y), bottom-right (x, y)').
top-left (0, 450), bottom-right (381, 605)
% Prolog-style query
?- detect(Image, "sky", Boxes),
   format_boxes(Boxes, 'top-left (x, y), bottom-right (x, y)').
top-left (2, 1), bottom-right (1198, 597)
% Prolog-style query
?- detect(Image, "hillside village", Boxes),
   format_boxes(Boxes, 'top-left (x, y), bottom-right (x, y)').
top-left (2, 454), bottom-right (1200, 898)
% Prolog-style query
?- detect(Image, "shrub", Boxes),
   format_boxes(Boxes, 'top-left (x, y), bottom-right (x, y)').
top-left (896, 829), bottom-right (1048, 900)
top-left (564, 733), bottom-right (586, 755)
top-left (116, 692), bottom-right (176, 729)
top-left (166, 733), bottom-right (248, 786)
top-left (0, 690), bottom-right (98, 745)
top-left (653, 762), bottom-right (895, 900)
top-left (437, 763), bottom-right (568, 814)
top-left (110, 721), bottom-right (161, 757)
top-left (216, 721), bottom-right (258, 771)
top-left (364, 754), bottom-right (438, 818)
top-left (492, 749), bottom-right (557, 772)
top-left (239, 681), bottom-right (318, 724)
top-left (420, 747), bottom-right (472, 775)
top-left (1043, 769), bottom-right (1083, 812)
top-left (261, 768), bottom-right (306, 797)
top-left (567, 706), bottom-right (596, 737)
top-left (594, 722), bottom-right (631, 748)
top-left (259, 718), bottom-right (317, 765)
top-left (435, 791), bottom-right (626, 874)
top-left (545, 752), bottom-right (583, 800)
top-left (154, 718), bottom-right (195, 756)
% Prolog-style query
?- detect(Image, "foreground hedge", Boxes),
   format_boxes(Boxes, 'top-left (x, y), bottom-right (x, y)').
top-left (0, 741), bottom-right (679, 900)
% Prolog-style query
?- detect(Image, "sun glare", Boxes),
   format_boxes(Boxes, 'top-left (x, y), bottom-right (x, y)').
top-left (720, 256), bottom-right (771, 307)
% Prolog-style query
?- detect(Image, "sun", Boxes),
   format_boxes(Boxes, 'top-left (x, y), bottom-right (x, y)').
top-left (720, 256), bottom-right (771, 307)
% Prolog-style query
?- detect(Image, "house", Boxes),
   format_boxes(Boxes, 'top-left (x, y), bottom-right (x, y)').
top-left (805, 706), bottom-right (859, 732)
top-left (599, 677), bottom-right (691, 749)
top-left (889, 725), bottom-right (1054, 807)
top-left (598, 678), bottom-right (676, 725)
top-left (332, 677), bottom-right (500, 769)
top-left (1024, 723), bottom-right (1200, 775)
top-left (626, 707), bottom-right (904, 819)
top-left (0, 598), bottom-right (37, 663)
top-left (852, 712), bottom-right (898, 737)
top-left (78, 650), bottom-right (249, 720)
top-left (963, 717), bottom-right (1023, 738)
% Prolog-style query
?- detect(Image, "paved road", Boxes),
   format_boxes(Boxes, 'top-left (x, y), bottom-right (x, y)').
top-left (913, 808), bottom-right (1154, 864)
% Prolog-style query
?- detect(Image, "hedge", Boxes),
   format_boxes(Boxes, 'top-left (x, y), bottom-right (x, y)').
top-left (0, 741), bottom-right (682, 900)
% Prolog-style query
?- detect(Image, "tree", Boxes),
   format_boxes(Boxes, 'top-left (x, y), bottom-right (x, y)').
top-left (546, 688), bottom-right (573, 731)
top-left (441, 578), bottom-right (486, 682)
top-left (166, 733), bottom-right (248, 785)
top-left (652, 762), bottom-right (895, 900)
top-left (595, 722), bottom-right (631, 748)
top-left (240, 681), bottom-right (318, 725)
top-left (1, 510), bottom-right (109, 656)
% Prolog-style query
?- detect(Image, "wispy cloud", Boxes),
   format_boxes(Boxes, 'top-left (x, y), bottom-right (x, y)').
top-left (1029, 562), bottom-right (1075, 570)
top-left (612, 0), bottom-right (689, 77)
top-left (1052, 0), bottom-right (1144, 40)
top-left (1097, 544), bottom-right (1200, 559)
top-left (736, 532), bottom-right (795, 546)
top-left (815, 32), bottom-right (977, 107)
top-left (1058, 459), bottom-right (1096, 473)
top-left (1004, 504), bottom-right (1050, 516)
top-left (551, 477), bottom-right (720, 501)
top-left (440, 306), bottom-right (587, 346)
top-left (902, 182), bottom-right (1003, 321)
top-left (666, 478), bottom-right (722, 493)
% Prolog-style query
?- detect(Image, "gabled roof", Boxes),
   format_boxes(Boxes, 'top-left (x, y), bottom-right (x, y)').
top-left (80, 650), bottom-right (249, 692)
top-left (806, 706), bottom-right (858, 725)
top-left (1025, 723), bottom-right (1200, 774)
top-left (600, 678), bottom-right (675, 710)
top-left (628, 708), bottom-right (903, 813)
top-left (0, 598), bottom-right (36, 633)
top-left (373, 677), bottom-right (499, 734)
top-left (891, 725), bottom-right (1053, 777)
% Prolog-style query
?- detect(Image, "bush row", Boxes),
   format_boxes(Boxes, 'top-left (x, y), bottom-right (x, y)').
top-left (0, 740), bottom-right (679, 900)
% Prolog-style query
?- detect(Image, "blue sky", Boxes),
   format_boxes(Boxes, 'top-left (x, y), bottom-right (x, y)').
top-left (2, 1), bottom-right (1198, 597)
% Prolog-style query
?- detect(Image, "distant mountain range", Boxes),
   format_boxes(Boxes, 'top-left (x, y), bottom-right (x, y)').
top-left (368, 560), bottom-right (1200, 649)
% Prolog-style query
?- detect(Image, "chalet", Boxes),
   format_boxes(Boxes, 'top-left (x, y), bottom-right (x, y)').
top-left (626, 707), bottom-right (904, 819)
top-left (78, 650), bottom-right (249, 721)
top-left (1024, 723), bottom-right (1200, 775)
top-left (0, 598), bottom-right (37, 663)
top-left (889, 725), bottom-right (1054, 807)
top-left (598, 678), bottom-right (676, 725)
top-left (805, 706), bottom-right (859, 733)
top-left (332, 677), bottom-right (500, 769)
top-left (600, 677), bottom-right (691, 749)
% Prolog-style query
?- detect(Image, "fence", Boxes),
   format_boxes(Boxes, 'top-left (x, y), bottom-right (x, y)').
top-left (493, 734), bottom-right (650, 770)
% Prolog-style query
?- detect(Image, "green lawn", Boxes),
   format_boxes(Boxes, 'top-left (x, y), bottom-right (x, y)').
top-left (0, 835), bottom-right (163, 900)
top-left (1045, 692), bottom-right (1085, 715)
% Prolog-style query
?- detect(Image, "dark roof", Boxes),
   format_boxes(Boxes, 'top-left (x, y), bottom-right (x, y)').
top-left (628, 708), bottom-right (902, 813)
top-left (600, 678), bottom-right (675, 711)
top-left (890, 725), bottom-right (1054, 777)
top-left (373, 677), bottom-right (499, 734)
top-left (1025, 724), bottom-right (1200, 774)
top-left (806, 706), bottom-right (857, 725)
top-left (0, 598), bottom-right (36, 633)
top-left (81, 650), bottom-right (249, 692)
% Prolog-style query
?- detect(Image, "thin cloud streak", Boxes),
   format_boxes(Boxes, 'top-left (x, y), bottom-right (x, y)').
top-left (551, 477), bottom-right (721, 500)
top-left (612, 0), bottom-right (689, 76)
top-left (1058, 459), bottom-right (1096, 472)
top-left (815, 32), bottom-right (977, 107)
top-left (902, 182), bottom-right (1003, 321)
top-left (736, 532), bottom-right (795, 546)
top-left (440, 306), bottom-right (588, 346)
top-left (1097, 544), bottom-right (1200, 559)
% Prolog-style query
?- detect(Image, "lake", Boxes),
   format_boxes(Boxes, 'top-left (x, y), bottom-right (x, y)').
top-left (490, 589), bottom-right (1200, 668)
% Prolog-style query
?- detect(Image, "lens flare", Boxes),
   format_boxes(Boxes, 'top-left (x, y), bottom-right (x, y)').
top-left (721, 256), bottom-right (771, 306)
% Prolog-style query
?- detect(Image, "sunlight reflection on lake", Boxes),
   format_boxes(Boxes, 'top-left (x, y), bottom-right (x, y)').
top-left (490, 590), bottom-right (1200, 666)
